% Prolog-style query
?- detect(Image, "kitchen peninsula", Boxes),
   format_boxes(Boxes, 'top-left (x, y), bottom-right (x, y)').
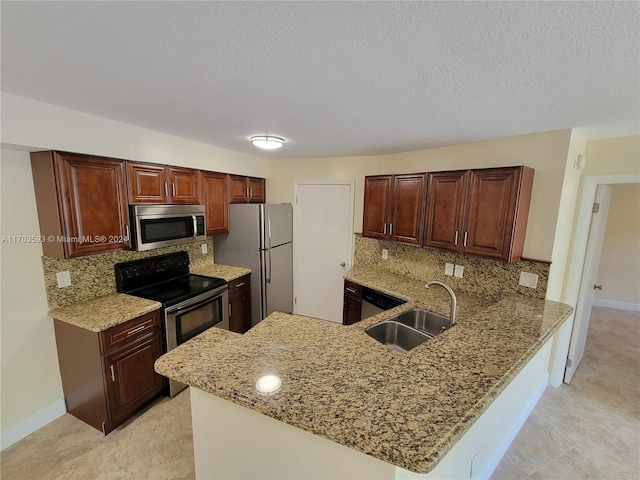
top-left (155, 267), bottom-right (573, 479)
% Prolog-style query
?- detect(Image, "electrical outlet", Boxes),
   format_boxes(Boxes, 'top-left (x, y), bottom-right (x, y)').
top-left (444, 263), bottom-right (454, 276)
top-left (201, 243), bottom-right (208, 254)
top-left (454, 265), bottom-right (464, 278)
top-left (519, 272), bottom-right (538, 289)
top-left (381, 248), bottom-right (388, 260)
top-left (56, 271), bottom-right (72, 288)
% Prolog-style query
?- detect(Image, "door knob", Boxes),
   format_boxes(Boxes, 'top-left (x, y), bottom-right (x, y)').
top-left (340, 262), bottom-right (346, 267)
top-left (593, 284), bottom-right (603, 290)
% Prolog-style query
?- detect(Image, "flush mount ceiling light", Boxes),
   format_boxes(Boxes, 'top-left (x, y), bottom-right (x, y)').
top-left (250, 135), bottom-right (285, 150)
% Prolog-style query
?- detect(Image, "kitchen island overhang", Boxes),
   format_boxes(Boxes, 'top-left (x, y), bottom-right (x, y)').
top-left (155, 282), bottom-right (573, 478)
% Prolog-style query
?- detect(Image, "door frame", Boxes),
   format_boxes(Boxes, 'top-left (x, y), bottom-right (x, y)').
top-left (292, 180), bottom-right (355, 316)
top-left (562, 173), bottom-right (639, 382)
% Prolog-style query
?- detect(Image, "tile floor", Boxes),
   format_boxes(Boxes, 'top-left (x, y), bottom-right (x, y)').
top-left (1, 306), bottom-right (638, 480)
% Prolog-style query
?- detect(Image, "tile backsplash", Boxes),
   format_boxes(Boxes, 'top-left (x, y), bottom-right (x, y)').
top-left (42, 238), bottom-right (214, 310)
top-left (353, 235), bottom-right (549, 300)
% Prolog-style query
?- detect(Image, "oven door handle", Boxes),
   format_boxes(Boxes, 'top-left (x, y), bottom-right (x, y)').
top-left (164, 286), bottom-right (228, 314)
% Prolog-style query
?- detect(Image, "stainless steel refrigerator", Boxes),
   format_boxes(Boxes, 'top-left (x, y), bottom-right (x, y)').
top-left (213, 204), bottom-right (293, 327)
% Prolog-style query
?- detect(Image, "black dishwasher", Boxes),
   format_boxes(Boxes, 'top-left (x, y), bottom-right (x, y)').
top-left (360, 287), bottom-right (405, 320)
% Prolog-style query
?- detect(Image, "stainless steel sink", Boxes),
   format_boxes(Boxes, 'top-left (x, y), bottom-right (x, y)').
top-left (393, 309), bottom-right (451, 336)
top-left (365, 321), bottom-right (431, 353)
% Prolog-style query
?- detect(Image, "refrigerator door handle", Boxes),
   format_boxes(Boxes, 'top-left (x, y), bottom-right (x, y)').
top-left (267, 214), bottom-right (272, 249)
top-left (266, 249), bottom-right (272, 283)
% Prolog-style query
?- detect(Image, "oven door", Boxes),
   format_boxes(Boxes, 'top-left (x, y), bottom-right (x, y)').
top-left (164, 287), bottom-right (228, 397)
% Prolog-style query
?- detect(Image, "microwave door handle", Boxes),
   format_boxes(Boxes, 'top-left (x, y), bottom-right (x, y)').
top-left (191, 214), bottom-right (197, 239)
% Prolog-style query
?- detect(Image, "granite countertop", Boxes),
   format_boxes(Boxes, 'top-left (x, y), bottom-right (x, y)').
top-left (190, 262), bottom-right (251, 282)
top-left (155, 266), bottom-right (573, 474)
top-left (49, 293), bottom-right (162, 332)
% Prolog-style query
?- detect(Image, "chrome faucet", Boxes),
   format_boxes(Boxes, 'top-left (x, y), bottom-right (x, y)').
top-left (425, 281), bottom-right (457, 328)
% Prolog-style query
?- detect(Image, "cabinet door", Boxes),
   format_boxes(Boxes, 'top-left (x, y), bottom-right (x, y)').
top-left (343, 297), bottom-right (362, 325)
top-left (199, 171), bottom-right (230, 235)
top-left (168, 167), bottom-right (199, 204)
top-left (127, 163), bottom-right (168, 203)
top-left (247, 177), bottom-right (265, 203)
top-left (104, 333), bottom-right (164, 426)
top-left (229, 175), bottom-right (249, 203)
top-left (423, 171), bottom-right (467, 252)
top-left (229, 288), bottom-right (251, 333)
top-left (390, 174), bottom-right (426, 245)
top-left (362, 176), bottom-right (393, 239)
top-left (56, 153), bottom-right (130, 258)
top-left (464, 167), bottom-right (521, 260)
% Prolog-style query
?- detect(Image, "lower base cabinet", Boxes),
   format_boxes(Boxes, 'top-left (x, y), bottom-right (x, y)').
top-left (228, 274), bottom-right (252, 333)
top-left (53, 310), bottom-right (165, 434)
top-left (343, 280), bottom-right (363, 325)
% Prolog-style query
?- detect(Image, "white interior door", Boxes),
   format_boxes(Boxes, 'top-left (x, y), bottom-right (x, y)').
top-left (293, 181), bottom-right (354, 323)
top-left (565, 184), bottom-right (612, 383)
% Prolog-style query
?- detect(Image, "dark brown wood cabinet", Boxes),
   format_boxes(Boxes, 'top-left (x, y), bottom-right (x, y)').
top-left (30, 151), bottom-right (130, 259)
top-left (228, 274), bottom-right (252, 333)
top-left (229, 175), bottom-right (266, 203)
top-left (363, 174), bottom-right (426, 245)
top-left (423, 166), bottom-right (534, 262)
top-left (53, 310), bottom-right (164, 435)
top-left (198, 171), bottom-right (230, 235)
top-left (343, 280), bottom-right (363, 325)
top-left (127, 162), bottom-right (198, 204)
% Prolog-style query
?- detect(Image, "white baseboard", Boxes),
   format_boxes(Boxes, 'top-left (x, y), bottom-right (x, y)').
top-left (477, 376), bottom-right (548, 480)
top-left (1, 400), bottom-right (66, 450)
top-left (592, 298), bottom-right (640, 312)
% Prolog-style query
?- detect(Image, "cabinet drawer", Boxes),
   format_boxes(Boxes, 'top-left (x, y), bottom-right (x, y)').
top-left (228, 274), bottom-right (250, 293)
top-left (100, 310), bottom-right (161, 355)
top-left (344, 280), bottom-right (362, 300)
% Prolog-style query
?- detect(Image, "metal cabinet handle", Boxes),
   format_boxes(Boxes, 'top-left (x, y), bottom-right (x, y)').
top-left (164, 182), bottom-right (169, 197)
top-left (346, 287), bottom-right (357, 294)
top-left (390, 223), bottom-right (393, 236)
top-left (383, 223), bottom-right (387, 235)
top-left (172, 183), bottom-right (176, 196)
top-left (250, 187), bottom-right (253, 198)
top-left (228, 304), bottom-right (232, 317)
top-left (463, 232), bottom-right (468, 247)
top-left (125, 224), bottom-right (130, 242)
top-left (110, 365), bottom-right (115, 382)
top-left (126, 325), bottom-right (146, 336)
top-left (235, 282), bottom-right (245, 288)
top-left (454, 230), bottom-right (459, 245)
top-left (246, 187), bottom-right (250, 197)
top-left (593, 284), bottom-right (603, 290)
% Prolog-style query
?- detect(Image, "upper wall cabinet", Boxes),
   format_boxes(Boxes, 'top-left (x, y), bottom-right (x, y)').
top-left (127, 162), bottom-right (199, 204)
top-left (424, 166), bottom-right (534, 262)
top-left (363, 174), bottom-right (427, 245)
top-left (198, 171), bottom-right (229, 235)
top-left (229, 175), bottom-right (266, 203)
top-left (30, 151), bottom-right (130, 259)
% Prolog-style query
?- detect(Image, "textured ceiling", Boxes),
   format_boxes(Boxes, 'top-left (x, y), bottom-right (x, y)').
top-left (1, 1), bottom-right (638, 159)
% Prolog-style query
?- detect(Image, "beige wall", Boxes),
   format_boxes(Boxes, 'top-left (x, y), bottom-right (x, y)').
top-left (270, 130), bottom-right (574, 262)
top-left (561, 135), bottom-right (640, 302)
top-left (594, 184), bottom-right (640, 305)
top-left (267, 155), bottom-right (386, 233)
top-left (0, 149), bottom-right (64, 432)
top-left (1, 93), bottom-right (268, 177)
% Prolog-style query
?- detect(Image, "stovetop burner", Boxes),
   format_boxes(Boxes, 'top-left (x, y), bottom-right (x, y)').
top-left (114, 252), bottom-right (227, 307)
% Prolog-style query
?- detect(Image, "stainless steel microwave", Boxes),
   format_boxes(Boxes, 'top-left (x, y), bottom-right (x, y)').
top-left (130, 204), bottom-right (206, 251)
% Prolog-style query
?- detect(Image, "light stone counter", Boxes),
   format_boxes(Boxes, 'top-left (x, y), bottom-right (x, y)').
top-left (154, 266), bottom-right (573, 474)
top-left (190, 262), bottom-right (251, 282)
top-left (48, 293), bottom-right (161, 332)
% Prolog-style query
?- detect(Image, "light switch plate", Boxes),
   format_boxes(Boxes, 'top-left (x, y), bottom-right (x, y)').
top-left (381, 249), bottom-right (388, 260)
top-left (454, 265), bottom-right (464, 278)
top-left (201, 243), bottom-right (208, 254)
top-left (445, 263), bottom-right (454, 276)
top-left (519, 272), bottom-right (539, 289)
top-left (56, 271), bottom-right (71, 288)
